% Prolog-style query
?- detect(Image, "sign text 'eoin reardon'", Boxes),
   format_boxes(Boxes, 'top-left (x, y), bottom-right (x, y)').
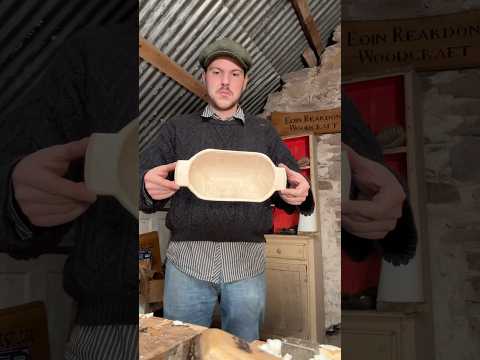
top-left (271, 108), bottom-right (341, 136)
top-left (343, 10), bottom-right (480, 74)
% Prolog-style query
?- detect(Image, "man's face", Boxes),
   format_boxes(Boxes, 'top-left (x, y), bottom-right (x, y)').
top-left (202, 57), bottom-right (248, 113)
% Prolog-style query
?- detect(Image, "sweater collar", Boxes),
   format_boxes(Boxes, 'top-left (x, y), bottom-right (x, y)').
top-left (201, 105), bottom-right (245, 124)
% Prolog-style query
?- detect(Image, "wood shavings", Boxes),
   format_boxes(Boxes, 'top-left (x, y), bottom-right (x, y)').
top-left (139, 313), bottom-right (154, 319)
top-left (172, 320), bottom-right (189, 326)
top-left (259, 339), bottom-right (283, 357)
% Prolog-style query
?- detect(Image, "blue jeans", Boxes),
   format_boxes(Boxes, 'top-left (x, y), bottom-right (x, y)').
top-left (163, 261), bottom-right (266, 342)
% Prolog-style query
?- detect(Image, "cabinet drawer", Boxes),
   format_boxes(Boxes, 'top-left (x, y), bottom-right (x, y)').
top-left (266, 243), bottom-right (306, 260)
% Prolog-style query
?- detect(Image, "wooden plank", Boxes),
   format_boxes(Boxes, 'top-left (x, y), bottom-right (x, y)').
top-left (343, 10), bottom-right (480, 75)
top-left (139, 317), bottom-right (207, 360)
top-left (197, 329), bottom-right (279, 360)
top-left (139, 36), bottom-right (209, 102)
top-left (290, 0), bottom-right (324, 58)
top-left (271, 108), bottom-right (341, 136)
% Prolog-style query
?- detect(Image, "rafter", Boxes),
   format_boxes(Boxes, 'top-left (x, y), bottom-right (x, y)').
top-left (290, 0), bottom-right (324, 61)
top-left (139, 36), bottom-right (208, 102)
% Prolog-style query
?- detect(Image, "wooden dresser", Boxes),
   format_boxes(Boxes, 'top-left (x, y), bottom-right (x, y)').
top-left (262, 234), bottom-right (325, 343)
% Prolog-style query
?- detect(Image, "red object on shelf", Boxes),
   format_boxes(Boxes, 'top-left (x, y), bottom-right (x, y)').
top-left (341, 76), bottom-right (407, 295)
top-left (283, 135), bottom-right (311, 159)
top-left (299, 168), bottom-right (310, 179)
top-left (272, 208), bottom-right (300, 233)
top-left (384, 152), bottom-right (407, 179)
top-left (343, 76), bottom-right (405, 135)
top-left (342, 249), bottom-right (382, 295)
top-left (272, 135), bottom-right (311, 233)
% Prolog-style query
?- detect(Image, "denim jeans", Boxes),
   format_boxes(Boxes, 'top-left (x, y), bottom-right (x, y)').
top-left (163, 260), bottom-right (266, 342)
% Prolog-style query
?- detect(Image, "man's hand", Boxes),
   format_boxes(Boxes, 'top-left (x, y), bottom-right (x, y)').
top-left (12, 138), bottom-right (97, 227)
top-left (342, 144), bottom-right (406, 240)
top-left (278, 164), bottom-right (309, 205)
top-left (143, 162), bottom-right (179, 201)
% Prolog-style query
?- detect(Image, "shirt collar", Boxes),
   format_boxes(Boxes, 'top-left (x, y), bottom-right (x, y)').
top-left (201, 105), bottom-right (245, 124)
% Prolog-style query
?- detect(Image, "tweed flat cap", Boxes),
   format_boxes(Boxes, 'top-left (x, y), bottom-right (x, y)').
top-left (199, 38), bottom-right (252, 72)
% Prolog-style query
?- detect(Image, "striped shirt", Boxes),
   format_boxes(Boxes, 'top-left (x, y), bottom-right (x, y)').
top-left (64, 324), bottom-right (137, 360)
top-left (166, 105), bottom-right (265, 283)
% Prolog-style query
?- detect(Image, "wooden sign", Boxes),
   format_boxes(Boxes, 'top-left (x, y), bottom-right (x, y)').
top-left (343, 10), bottom-right (480, 75)
top-left (271, 108), bottom-right (341, 136)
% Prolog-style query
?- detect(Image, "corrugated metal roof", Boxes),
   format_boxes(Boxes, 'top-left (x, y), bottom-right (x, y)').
top-left (0, 0), bottom-right (339, 153)
top-left (139, 0), bottom-right (340, 152)
top-left (0, 0), bottom-right (136, 116)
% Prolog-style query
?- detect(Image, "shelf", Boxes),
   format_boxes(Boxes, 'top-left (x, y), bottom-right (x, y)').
top-left (342, 309), bottom-right (419, 318)
top-left (383, 146), bottom-right (407, 155)
top-left (274, 134), bottom-right (316, 234)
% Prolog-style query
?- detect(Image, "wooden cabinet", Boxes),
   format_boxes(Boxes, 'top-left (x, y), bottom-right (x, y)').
top-left (342, 311), bottom-right (417, 360)
top-left (272, 133), bottom-right (319, 234)
top-left (262, 235), bottom-right (325, 343)
top-left (264, 133), bottom-right (325, 343)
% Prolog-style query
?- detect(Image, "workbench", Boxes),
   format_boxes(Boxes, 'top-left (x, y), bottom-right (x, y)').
top-left (139, 317), bottom-right (340, 360)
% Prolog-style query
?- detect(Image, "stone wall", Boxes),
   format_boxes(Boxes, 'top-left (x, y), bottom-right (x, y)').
top-left (262, 25), bottom-right (341, 330)
top-left (422, 69), bottom-right (480, 359)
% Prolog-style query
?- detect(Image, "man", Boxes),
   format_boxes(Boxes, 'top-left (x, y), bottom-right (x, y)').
top-left (140, 38), bottom-right (314, 341)
top-left (0, 21), bottom-right (138, 359)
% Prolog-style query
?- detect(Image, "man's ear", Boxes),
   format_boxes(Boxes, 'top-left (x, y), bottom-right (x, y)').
top-left (201, 71), bottom-right (206, 85)
top-left (242, 74), bottom-right (249, 91)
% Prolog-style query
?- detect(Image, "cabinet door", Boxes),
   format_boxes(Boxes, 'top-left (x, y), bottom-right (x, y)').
top-left (262, 262), bottom-right (309, 339)
top-left (342, 331), bottom-right (398, 360)
top-left (342, 312), bottom-right (416, 360)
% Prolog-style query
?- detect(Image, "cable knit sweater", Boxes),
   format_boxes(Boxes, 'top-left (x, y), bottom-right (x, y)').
top-left (140, 113), bottom-right (315, 243)
top-left (0, 23), bottom-right (138, 325)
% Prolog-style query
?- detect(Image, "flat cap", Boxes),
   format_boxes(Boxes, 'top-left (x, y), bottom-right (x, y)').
top-left (199, 38), bottom-right (252, 73)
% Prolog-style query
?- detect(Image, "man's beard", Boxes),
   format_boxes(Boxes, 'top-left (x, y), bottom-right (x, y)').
top-left (210, 89), bottom-right (242, 111)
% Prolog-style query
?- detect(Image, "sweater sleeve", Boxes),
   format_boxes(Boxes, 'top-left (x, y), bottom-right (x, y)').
top-left (139, 119), bottom-right (177, 213)
top-left (0, 34), bottom-right (86, 258)
top-left (341, 95), bottom-right (417, 265)
top-left (265, 121), bottom-right (315, 216)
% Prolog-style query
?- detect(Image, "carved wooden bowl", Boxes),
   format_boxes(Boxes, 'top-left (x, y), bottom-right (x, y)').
top-left (175, 149), bottom-right (287, 202)
top-left (84, 118), bottom-right (138, 218)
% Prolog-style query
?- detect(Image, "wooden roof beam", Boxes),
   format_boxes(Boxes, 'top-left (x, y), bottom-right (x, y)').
top-left (290, 0), bottom-right (324, 63)
top-left (139, 36), bottom-right (208, 102)
top-left (302, 47), bottom-right (317, 68)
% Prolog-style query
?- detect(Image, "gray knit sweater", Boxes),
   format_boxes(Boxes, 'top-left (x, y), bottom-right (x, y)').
top-left (0, 23), bottom-right (138, 325)
top-left (140, 113), bottom-right (315, 243)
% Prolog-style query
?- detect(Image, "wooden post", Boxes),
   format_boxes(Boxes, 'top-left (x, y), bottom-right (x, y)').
top-left (290, 0), bottom-right (324, 60)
